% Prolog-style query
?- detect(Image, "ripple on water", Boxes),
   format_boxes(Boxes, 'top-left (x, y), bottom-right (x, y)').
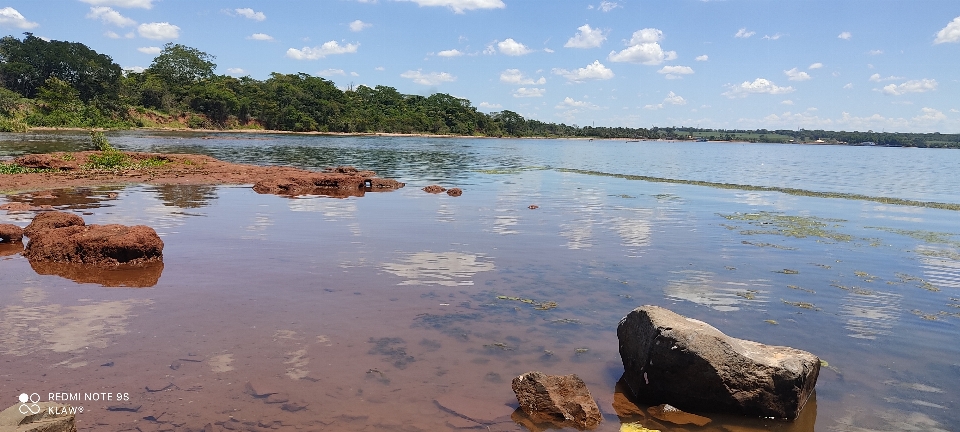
top-left (381, 251), bottom-right (495, 286)
top-left (916, 247), bottom-right (960, 289)
top-left (841, 290), bottom-right (902, 340)
top-left (663, 270), bottom-right (770, 311)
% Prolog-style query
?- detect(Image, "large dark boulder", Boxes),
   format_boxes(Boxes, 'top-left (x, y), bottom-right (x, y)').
top-left (511, 371), bottom-right (602, 430)
top-left (617, 305), bottom-right (819, 420)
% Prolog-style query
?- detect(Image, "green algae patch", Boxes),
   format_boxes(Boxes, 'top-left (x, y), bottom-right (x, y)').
top-left (782, 299), bottom-right (818, 310)
top-left (554, 168), bottom-right (960, 211)
top-left (741, 240), bottom-right (797, 250)
top-left (764, 319), bottom-right (779, 325)
top-left (474, 166), bottom-right (548, 175)
top-left (721, 211), bottom-right (852, 242)
top-left (867, 227), bottom-right (960, 248)
top-left (495, 295), bottom-right (558, 310)
top-left (788, 284), bottom-right (816, 294)
top-left (776, 269), bottom-right (800, 275)
top-left (913, 248), bottom-right (960, 261)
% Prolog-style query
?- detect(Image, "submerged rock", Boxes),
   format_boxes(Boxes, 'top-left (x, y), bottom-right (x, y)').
top-left (23, 211), bottom-right (84, 238)
top-left (647, 404), bottom-right (711, 426)
top-left (0, 401), bottom-right (78, 432)
top-left (617, 305), bottom-right (819, 420)
top-left (24, 223), bottom-right (164, 266)
top-left (422, 185), bottom-right (446, 193)
top-left (446, 188), bottom-right (463, 197)
top-left (0, 223), bottom-right (23, 242)
top-left (511, 371), bottom-right (602, 430)
top-left (252, 166), bottom-right (404, 197)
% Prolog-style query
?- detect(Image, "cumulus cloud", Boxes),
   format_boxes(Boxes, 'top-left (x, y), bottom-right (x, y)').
top-left (608, 28), bottom-right (676, 65)
top-left (513, 87), bottom-right (545, 98)
top-left (286, 41), bottom-right (359, 59)
top-left (565, 24), bottom-right (606, 48)
top-left (478, 102), bottom-right (502, 109)
top-left (396, 0), bottom-right (505, 14)
top-left (695, 54), bottom-right (708, 61)
top-left (349, 20), bottom-right (371, 31)
top-left (553, 60), bottom-right (614, 82)
top-left (644, 91), bottom-right (686, 110)
top-left (869, 49), bottom-right (884, 55)
top-left (598, 1), bottom-right (620, 12)
top-left (318, 68), bottom-right (346, 77)
top-left (868, 73), bottom-right (903, 82)
top-left (556, 97), bottom-right (599, 110)
top-left (500, 69), bottom-right (545, 85)
top-left (81, 0), bottom-right (152, 8)
top-left (934, 16), bottom-right (960, 44)
top-left (226, 68), bottom-right (246, 75)
top-left (915, 107), bottom-right (946, 122)
top-left (734, 28), bottom-right (755, 38)
top-left (248, 33), bottom-right (273, 41)
top-left (808, 62), bottom-right (823, 69)
top-left (86, 6), bottom-right (136, 27)
top-left (723, 78), bottom-right (794, 98)
top-left (400, 69), bottom-right (455, 85)
top-left (784, 68), bottom-right (811, 81)
top-left (235, 8), bottom-right (266, 21)
top-left (0, 7), bottom-right (38, 29)
top-left (658, 65), bottom-right (694, 79)
top-left (762, 33), bottom-right (784, 40)
top-left (498, 38), bottom-right (533, 56)
top-left (843, 83), bottom-right (853, 89)
top-left (105, 30), bottom-right (134, 39)
top-left (137, 46), bottom-right (161, 54)
top-left (838, 31), bottom-right (852, 40)
top-left (437, 49), bottom-right (463, 57)
top-left (880, 79), bottom-right (938, 95)
top-left (781, 100), bottom-right (794, 105)
top-left (138, 22), bottom-right (180, 40)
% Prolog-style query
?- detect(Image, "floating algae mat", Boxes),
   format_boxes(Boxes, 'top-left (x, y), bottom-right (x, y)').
top-left (720, 211), bottom-right (853, 242)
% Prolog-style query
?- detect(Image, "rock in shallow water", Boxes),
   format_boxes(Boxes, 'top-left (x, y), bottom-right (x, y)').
top-left (511, 371), bottom-right (602, 430)
top-left (0, 223), bottom-right (23, 242)
top-left (24, 223), bottom-right (163, 266)
top-left (617, 305), bottom-right (819, 420)
top-left (23, 211), bottom-right (84, 238)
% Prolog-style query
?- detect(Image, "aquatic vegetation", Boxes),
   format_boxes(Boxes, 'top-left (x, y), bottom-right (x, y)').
top-left (765, 319), bottom-right (778, 325)
top-left (910, 310), bottom-right (940, 321)
top-left (575, 348), bottom-right (589, 354)
top-left (913, 248), bottom-right (960, 261)
top-left (775, 269), bottom-right (800, 274)
top-left (612, 194), bottom-right (635, 199)
top-left (368, 337), bottom-right (415, 369)
top-left (483, 342), bottom-right (513, 351)
top-left (474, 166), bottom-right (547, 175)
top-left (495, 295), bottom-right (557, 310)
top-left (741, 240), bottom-right (797, 250)
top-left (721, 211), bottom-right (852, 242)
top-left (653, 193), bottom-right (681, 201)
top-left (782, 299), bottom-right (818, 310)
top-left (854, 271), bottom-right (879, 282)
top-left (787, 284), bottom-right (816, 293)
top-left (550, 318), bottom-right (582, 325)
top-left (868, 227), bottom-right (960, 247)
top-left (736, 290), bottom-right (758, 300)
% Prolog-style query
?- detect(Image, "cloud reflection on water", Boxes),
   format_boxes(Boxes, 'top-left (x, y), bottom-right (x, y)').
top-left (382, 251), bottom-right (494, 286)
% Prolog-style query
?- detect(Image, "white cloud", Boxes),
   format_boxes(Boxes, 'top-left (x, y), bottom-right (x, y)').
top-left (808, 62), bottom-right (823, 69)
top-left (723, 78), bottom-right (795, 98)
top-left (658, 65), bottom-right (694, 79)
top-left (915, 108), bottom-right (946, 122)
top-left (286, 41), bottom-right (359, 59)
top-left (396, 0), bottom-right (505, 14)
top-left (86, 6), bottom-right (136, 27)
top-left (781, 100), bottom-right (794, 105)
top-left (553, 60), bottom-right (614, 82)
top-left (868, 73), bottom-right (903, 82)
top-left (226, 68), bottom-right (246, 75)
top-left (125, 66), bottom-right (145, 73)
top-left (598, 1), bottom-right (620, 12)
top-left (513, 87), bottom-right (545, 98)
top-left (248, 33), bottom-right (273, 41)
top-left (437, 49), bottom-right (463, 57)
top-left (498, 38), bottom-right (533, 56)
top-left (843, 83), bottom-right (853, 89)
top-left (869, 49), bottom-right (884, 55)
top-left (695, 54), bottom-right (708, 61)
top-left (880, 79), bottom-right (938, 96)
top-left (934, 16), bottom-right (960, 44)
top-left (400, 69), bottom-right (456, 85)
top-left (543, 48), bottom-right (554, 53)
top-left (104, 30), bottom-right (121, 38)
top-left (644, 91), bottom-right (686, 110)
top-left (838, 31), bottom-right (852, 40)
top-left (81, 0), bottom-right (152, 9)
top-left (138, 22), bottom-right (180, 40)
top-left (319, 68), bottom-right (346, 77)
top-left (0, 7), bottom-right (38, 29)
top-left (483, 44), bottom-right (496, 55)
top-left (762, 33), bottom-right (784, 40)
top-left (478, 102), bottom-right (502, 109)
top-left (500, 69), bottom-right (546, 85)
top-left (375, 66), bottom-right (385, 71)
top-left (350, 71), bottom-right (359, 77)
top-left (137, 46), bottom-right (161, 54)
top-left (565, 24), bottom-right (606, 48)
top-left (734, 28), bottom-right (755, 38)
top-left (556, 97), bottom-right (599, 110)
top-left (349, 19), bottom-right (371, 32)
top-left (784, 68), bottom-right (811, 81)
top-left (235, 8), bottom-right (266, 21)
top-left (608, 28), bottom-right (676, 65)
top-left (951, 109), bottom-right (960, 113)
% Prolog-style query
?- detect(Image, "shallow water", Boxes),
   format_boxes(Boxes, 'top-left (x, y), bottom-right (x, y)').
top-left (1, 131), bottom-right (959, 431)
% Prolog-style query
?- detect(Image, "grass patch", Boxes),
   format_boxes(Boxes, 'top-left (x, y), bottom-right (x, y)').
top-left (0, 163), bottom-right (51, 174)
top-left (83, 130), bottom-right (167, 170)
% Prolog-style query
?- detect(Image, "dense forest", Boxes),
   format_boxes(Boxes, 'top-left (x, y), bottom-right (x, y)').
top-left (1, 33), bottom-right (957, 147)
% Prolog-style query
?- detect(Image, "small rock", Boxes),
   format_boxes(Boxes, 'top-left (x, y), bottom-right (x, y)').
top-left (100, 361), bottom-right (114, 367)
top-left (281, 401), bottom-right (308, 412)
top-left (511, 371), bottom-right (602, 430)
top-left (23, 211), bottom-right (84, 238)
top-left (528, 205), bottom-right (539, 210)
top-left (423, 185), bottom-right (447, 194)
top-left (446, 188), bottom-right (463, 197)
top-left (107, 404), bottom-right (142, 412)
top-left (647, 404), bottom-right (711, 426)
top-left (264, 393), bottom-right (290, 404)
top-left (244, 381), bottom-right (278, 398)
top-left (0, 224), bottom-right (23, 242)
top-left (170, 361), bottom-right (182, 370)
top-left (145, 381), bottom-right (173, 392)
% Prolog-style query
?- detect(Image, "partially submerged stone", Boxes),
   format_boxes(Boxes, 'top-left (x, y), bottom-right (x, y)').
top-left (617, 305), bottom-right (819, 420)
top-left (446, 188), bottom-right (463, 197)
top-left (252, 166), bottom-right (404, 197)
top-left (647, 404), bottom-right (711, 427)
top-left (23, 211), bottom-right (84, 238)
top-left (0, 223), bottom-right (23, 242)
top-left (423, 185), bottom-right (446, 193)
top-left (512, 371), bottom-right (602, 430)
top-left (0, 401), bottom-right (77, 432)
top-left (24, 223), bottom-right (163, 266)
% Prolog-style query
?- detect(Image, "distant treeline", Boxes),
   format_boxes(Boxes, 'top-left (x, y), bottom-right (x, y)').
top-left (0, 33), bottom-right (956, 148)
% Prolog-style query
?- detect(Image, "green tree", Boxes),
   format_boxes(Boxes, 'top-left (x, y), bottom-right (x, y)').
top-left (146, 43), bottom-right (216, 95)
top-left (0, 33), bottom-right (122, 102)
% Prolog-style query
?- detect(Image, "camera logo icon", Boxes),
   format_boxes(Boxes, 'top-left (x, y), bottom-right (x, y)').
top-left (18, 393), bottom-right (41, 415)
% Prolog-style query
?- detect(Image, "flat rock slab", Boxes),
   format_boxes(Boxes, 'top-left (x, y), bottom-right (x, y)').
top-left (511, 371), bottom-right (602, 430)
top-left (618, 305), bottom-right (819, 420)
top-left (0, 402), bottom-right (77, 432)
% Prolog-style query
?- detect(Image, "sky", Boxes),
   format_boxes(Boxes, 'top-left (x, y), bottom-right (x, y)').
top-left (1, 0), bottom-right (959, 133)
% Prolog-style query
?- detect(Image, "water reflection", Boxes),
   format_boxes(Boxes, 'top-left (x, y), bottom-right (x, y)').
top-left (28, 260), bottom-right (163, 287)
top-left (3, 187), bottom-right (120, 210)
top-left (382, 251), bottom-right (495, 286)
top-left (149, 184), bottom-right (218, 209)
top-left (916, 246), bottom-right (960, 289)
top-left (663, 270), bottom-right (768, 312)
top-left (0, 241), bottom-right (23, 257)
top-left (841, 291), bottom-right (902, 340)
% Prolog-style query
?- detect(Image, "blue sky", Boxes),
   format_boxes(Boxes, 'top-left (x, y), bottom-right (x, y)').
top-left (1, 0), bottom-right (959, 133)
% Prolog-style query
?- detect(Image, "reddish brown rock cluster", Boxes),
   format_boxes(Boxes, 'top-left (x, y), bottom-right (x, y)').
top-left (252, 166), bottom-right (404, 197)
top-left (512, 371), bottom-right (602, 430)
top-left (446, 188), bottom-right (463, 197)
top-left (422, 185), bottom-right (446, 194)
top-left (0, 223), bottom-right (23, 242)
top-left (22, 211), bottom-right (163, 267)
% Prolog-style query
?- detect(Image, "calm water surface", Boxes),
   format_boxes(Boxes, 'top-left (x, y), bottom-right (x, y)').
top-left (1, 131), bottom-right (959, 431)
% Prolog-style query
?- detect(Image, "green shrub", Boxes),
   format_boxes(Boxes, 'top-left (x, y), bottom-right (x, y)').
top-left (0, 163), bottom-right (48, 174)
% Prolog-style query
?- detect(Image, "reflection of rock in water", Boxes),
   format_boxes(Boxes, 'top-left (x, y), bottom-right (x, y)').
top-left (382, 252), bottom-right (495, 286)
top-left (841, 290), bottom-right (901, 340)
top-left (28, 260), bottom-right (163, 287)
top-left (0, 241), bottom-right (23, 257)
top-left (0, 294), bottom-right (150, 357)
top-left (4, 187), bottom-right (121, 210)
top-left (150, 184), bottom-right (217, 209)
top-left (288, 197), bottom-right (356, 220)
top-left (663, 270), bottom-right (767, 312)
